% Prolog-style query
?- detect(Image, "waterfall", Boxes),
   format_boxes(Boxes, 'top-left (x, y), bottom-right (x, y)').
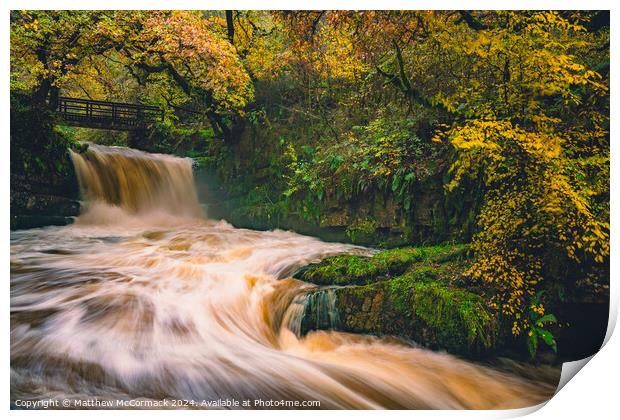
top-left (70, 144), bottom-right (203, 219)
top-left (11, 145), bottom-right (559, 409)
top-left (283, 288), bottom-right (341, 337)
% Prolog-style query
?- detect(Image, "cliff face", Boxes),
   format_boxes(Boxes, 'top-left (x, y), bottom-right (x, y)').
top-left (10, 94), bottom-right (81, 230)
top-left (197, 124), bottom-right (482, 247)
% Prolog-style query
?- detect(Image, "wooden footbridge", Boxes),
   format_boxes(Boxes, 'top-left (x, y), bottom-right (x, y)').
top-left (56, 97), bottom-right (163, 130)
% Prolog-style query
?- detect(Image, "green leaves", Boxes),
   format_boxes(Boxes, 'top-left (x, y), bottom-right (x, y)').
top-left (527, 326), bottom-right (558, 358)
top-left (536, 314), bottom-right (558, 326)
top-left (538, 329), bottom-right (558, 353)
top-left (527, 330), bottom-right (538, 358)
top-left (282, 113), bottom-right (443, 223)
top-left (525, 293), bottom-right (558, 358)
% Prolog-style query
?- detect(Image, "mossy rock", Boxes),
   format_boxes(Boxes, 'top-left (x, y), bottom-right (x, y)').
top-left (334, 270), bottom-right (498, 356)
top-left (296, 244), bottom-right (468, 286)
top-left (295, 245), bottom-right (498, 357)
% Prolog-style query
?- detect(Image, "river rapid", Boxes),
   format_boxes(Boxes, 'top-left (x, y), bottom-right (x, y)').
top-left (10, 145), bottom-right (559, 409)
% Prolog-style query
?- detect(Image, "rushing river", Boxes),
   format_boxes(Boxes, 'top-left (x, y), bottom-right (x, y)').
top-left (10, 145), bottom-right (559, 409)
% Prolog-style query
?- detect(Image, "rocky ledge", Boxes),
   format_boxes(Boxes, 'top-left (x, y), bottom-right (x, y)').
top-left (294, 244), bottom-right (502, 357)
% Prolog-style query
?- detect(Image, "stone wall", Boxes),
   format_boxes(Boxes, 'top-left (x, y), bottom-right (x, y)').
top-left (10, 166), bottom-right (80, 230)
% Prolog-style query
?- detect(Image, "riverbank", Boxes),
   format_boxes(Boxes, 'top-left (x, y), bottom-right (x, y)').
top-left (292, 243), bottom-right (608, 363)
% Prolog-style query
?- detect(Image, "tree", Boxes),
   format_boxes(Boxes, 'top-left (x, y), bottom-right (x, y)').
top-left (10, 11), bottom-right (115, 106)
top-left (273, 10), bottom-right (610, 340)
top-left (10, 10), bottom-right (254, 141)
top-left (432, 11), bottom-right (609, 336)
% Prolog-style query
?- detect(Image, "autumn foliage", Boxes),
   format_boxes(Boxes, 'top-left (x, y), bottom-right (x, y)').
top-left (10, 10), bottom-right (609, 348)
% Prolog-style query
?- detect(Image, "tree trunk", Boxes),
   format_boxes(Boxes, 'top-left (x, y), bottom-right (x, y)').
top-left (33, 79), bottom-right (51, 106)
top-left (49, 86), bottom-right (60, 110)
top-left (226, 11), bottom-right (235, 45)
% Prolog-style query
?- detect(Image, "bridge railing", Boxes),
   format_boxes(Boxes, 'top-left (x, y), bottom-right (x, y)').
top-left (57, 97), bottom-right (163, 129)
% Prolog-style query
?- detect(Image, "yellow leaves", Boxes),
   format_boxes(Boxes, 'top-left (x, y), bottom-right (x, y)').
top-left (430, 93), bottom-right (458, 114)
top-left (446, 120), bottom-right (567, 187)
top-left (276, 12), bottom-right (367, 82)
top-left (24, 18), bottom-right (39, 31)
top-left (244, 19), bottom-right (290, 81)
top-left (461, 31), bottom-right (495, 58)
top-left (452, 115), bottom-right (608, 336)
top-left (432, 10), bottom-right (604, 118)
top-left (140, 11), bottom-right (254, 114)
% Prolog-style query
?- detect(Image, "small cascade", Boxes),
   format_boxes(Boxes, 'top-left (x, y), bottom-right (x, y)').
top-left (283, 288), bottom-right (341, 337)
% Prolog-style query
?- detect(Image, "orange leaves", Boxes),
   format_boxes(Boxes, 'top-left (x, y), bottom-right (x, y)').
top-left (10, 11), bottom-right (254, 117)
top-left (134, 11), bottom-right (254, 114)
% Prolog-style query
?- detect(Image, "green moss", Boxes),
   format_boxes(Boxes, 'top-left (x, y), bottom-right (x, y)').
top-left (296, 243), bottom-right (469, 286)
top-left (389, 263), bottom-right (497, 352)
top-left (298, 245), bottom-right (497, 356)
top-left (387, 273), bottom-right (496, 351)
top-left (387, 266), bottom-right (438, 313)
top-left (332, 268), bottom-right (498, 355)
top-left (296, 255), bottom-right (369, 285)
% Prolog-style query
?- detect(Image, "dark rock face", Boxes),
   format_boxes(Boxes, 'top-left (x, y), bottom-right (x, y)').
top-left (10, 215), bottom-right (76, 230)
top-left (10, 94), bottom-right (81, 230)
top-left (205, 172), bottom-right (473, 247)
top-left (11, 185), bottom-right (80, 216)
top-left (10, 161), bottom-right (81, 230)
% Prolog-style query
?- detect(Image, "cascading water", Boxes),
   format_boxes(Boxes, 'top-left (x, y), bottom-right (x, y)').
top-left (69, 144), bottom-right (203, 222)
top-left (283, 288), bottom-right (341, 337)
top-left (10, 145), bottom-right (560, 409)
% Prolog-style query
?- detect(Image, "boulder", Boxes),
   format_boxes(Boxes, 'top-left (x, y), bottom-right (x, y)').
top-left (294, 245), bottom-right (500, 357)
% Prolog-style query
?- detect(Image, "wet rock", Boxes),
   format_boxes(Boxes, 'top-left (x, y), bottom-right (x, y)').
top-left (333, 275), bottom-right (498, 356)
top-left (295, 244), bottom-right (498, 357)
top-left (296, 289), bottom-right (342, 335)
top-left (10, 215), bottom-right (74, 230)
top-left (11, 190), bottom-right (79, 217)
